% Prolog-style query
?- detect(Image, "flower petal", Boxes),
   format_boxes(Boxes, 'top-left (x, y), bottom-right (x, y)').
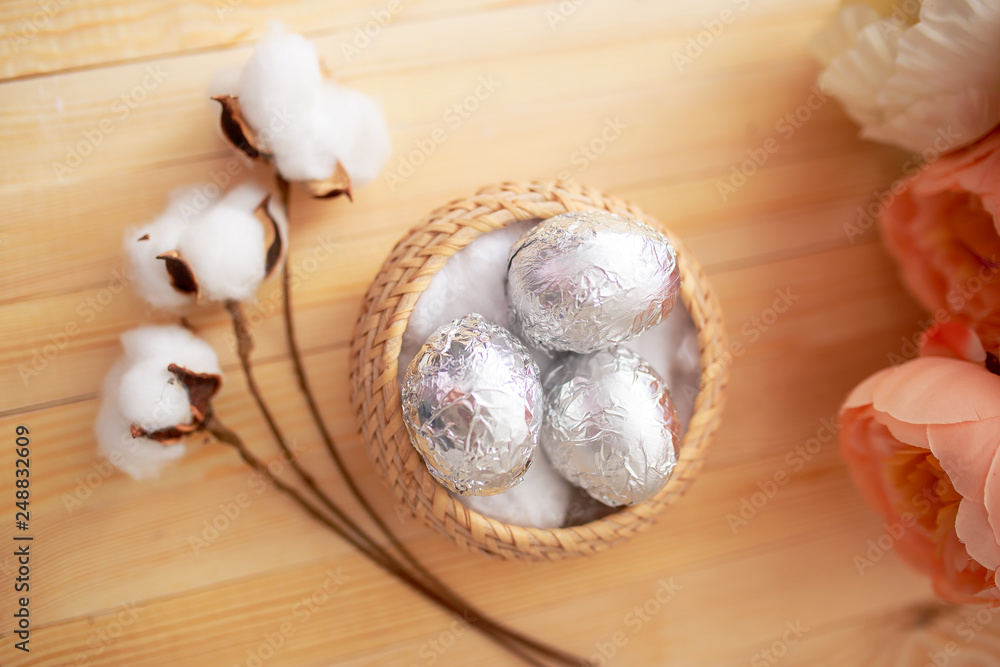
top-left (876, 411), bottom-right (930, 449)
top-left (919, 321), bottom-right (988, 363)
top-left (927, 417), bottom-right (1000, 501)
top-left (842, 365), bottom-right (895, 410)
top-left (818, 19), bottom-right (903, 128)
top-left (864, 87), bottom-right (1000, 155)
top-left (882, 0), bottom-right (1000, 104)
top-left (839, 407), bottom-right (897, 517)
top-left (956, 498), bottom-right (1000, 571)
top-left (872, 357), bottom-right (1000, 425)
top-left (982, 447), bottom-right (1000, 546)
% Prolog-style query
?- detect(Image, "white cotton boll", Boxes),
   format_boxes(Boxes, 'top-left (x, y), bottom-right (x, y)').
top-left (322, 84), bottom-right (392, 186)
top-left (125, 200), bottom-right (194, 312)
top-left (231, 24), bottom-right (392, 185)
top-left (177, 203), bottom-right (267, 302)
top-left (218, 179), bottom-right (269, 213)
top-left (457, 450), bottom-right (573, 529)
top-left (116, 358), bottom-right (195, 433)
top-left (237, 25), bottom-right (323, 133)
top-left (94, 397), bottom-right (186, 481)
top-left (269, 104), bottom-right (341, 182)
top-left (120, 325), bottom-right (221, 376)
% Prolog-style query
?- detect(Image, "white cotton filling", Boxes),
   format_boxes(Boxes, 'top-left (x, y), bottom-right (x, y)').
top-left (399, 221), bottom-right (536, 377)
top-left (321, 84), bottom-right (392, 186)
top-left (94, 397), bottom-right (186, 481)
top-left (116, 358), bottom-right (195, 433)
top-left (124, 198), bottom-right (194, 312)
top-left (177, 202), bottom-right (267, 302)
top-left (457, 449), bottom-right (573, 529)
top-left (119, 325), bottom-right (221, 376)
top-left (398, 222), bottom-right (701, 528)
top-left (125, 179), bottom-right (280, 309)
top-left (232, 24), bottom-right (391, 184)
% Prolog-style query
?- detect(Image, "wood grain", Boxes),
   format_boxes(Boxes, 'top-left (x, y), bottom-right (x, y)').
top-left (2, 0), bottom-right (994, 665)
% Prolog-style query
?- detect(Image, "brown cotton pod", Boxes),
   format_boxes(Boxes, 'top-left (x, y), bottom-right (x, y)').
top-left (305, 161), bottom-right (353, 201)
top-left (129, 363), bottom-right (222, 445)
top-left (212, 95), bottom-right (264, 160)
top-left (254, 195), bottom-right (286, 278)
top-left (156, 250), bottom-right (199, 296)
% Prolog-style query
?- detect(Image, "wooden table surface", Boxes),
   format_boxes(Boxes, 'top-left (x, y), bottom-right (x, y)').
top-left (3, 0), bottom-right (997, 665)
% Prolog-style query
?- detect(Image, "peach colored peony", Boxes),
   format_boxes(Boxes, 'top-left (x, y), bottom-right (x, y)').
top-left (839, 323), bottom-right (1000, 603)
top-left (881, 125), bottom-right (1000, 352)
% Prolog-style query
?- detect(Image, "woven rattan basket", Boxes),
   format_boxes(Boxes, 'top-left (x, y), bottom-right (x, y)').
top-left (350, 181), bottom-right (728, 560)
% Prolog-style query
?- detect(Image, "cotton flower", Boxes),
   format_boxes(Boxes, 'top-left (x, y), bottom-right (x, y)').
top-left (95, 325), bottom-right (222, 480)
top-left (881, 125), bottom-right (1000, 351)
top-left (213, 24), bottom-right (392, 195)
top-left (839, 323), bottom-right (1000, 603)
top-left (810, 0), bottom-right (1000, 154)
top-left (125, 181), bottom-right (287, 311)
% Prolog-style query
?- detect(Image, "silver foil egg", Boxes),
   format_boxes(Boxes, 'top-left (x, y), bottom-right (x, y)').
top-left (506, 211), bottom-right (681, 354)
top-left (541, 346), bottom-right (680, 506)
top-left (401, 313), bottom-right (542, 496)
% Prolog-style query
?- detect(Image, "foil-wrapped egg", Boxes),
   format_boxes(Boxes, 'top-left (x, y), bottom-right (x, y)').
top-left (401, 313), bottom-right (542, 496)
top-left (507, 211), bottom-right (681, 353)
top-left (541, 346), bottom-right (680, 506)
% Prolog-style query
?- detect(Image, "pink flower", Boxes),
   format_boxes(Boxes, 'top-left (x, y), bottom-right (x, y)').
top-left (881, 125), bottom-right (1000, 352)
top-left (839, 323), bottom-right (1000, 603)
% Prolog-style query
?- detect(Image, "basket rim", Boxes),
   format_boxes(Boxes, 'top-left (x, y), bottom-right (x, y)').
top-left (350, 180), bottom-right (729, 558)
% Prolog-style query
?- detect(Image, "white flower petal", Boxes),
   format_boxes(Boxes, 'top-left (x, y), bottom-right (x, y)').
top-left (883, 0), bottom-right (1000, 101)
top-left (812, 0), bottom-right (1000, 153)
top-left (818, 18), bottom-right (904, 128)
top-left (863, 86), bottom-right (1000, 153)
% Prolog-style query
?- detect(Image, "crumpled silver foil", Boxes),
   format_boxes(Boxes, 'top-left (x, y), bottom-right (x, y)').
top-left (401, 313), bottom-right (542, 496)
top-left (540, 346), bottom-right (680, 506)
top-left (507, 211), bottom-right (682, 354)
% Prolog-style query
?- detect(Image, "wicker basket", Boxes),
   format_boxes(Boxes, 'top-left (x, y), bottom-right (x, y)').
top-left (350, 181), bottom-right (728, 560)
